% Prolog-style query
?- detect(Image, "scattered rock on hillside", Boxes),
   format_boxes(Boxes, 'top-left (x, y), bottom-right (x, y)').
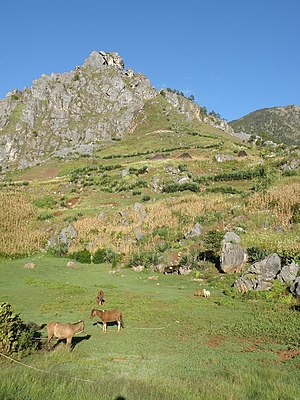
top-left (248, 253), bottom-right (281, 280)
top-left (234, 253), bottom-right (281, 293)
top-left (277, 261), bottom-right (299, 285)
top-left (66, 261), bottom-right (77, 269)
top-left (290, 277), bottom-right (300, 299)
top-left (215, 154), bottom-right (235, 163)
top-left (47, 224), bottom-right (77, 251)
top-left (184, 223), bottom-right (202, 239)
top-left (131, 265), bottom-right (145, 272)
top-left (220, 232), bottom-right (247, 273)
top-left (24, 262), bottom-right (37, 269)
top-left (281, 158), bottom-right (300, 172)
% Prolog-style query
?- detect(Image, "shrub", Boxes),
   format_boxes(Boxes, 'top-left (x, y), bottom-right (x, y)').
top-left (291, 203), bottom-right (300, 223)
top-left (32, 196), bottom-right (57, 209)
top-left (69, 249), bottom-right (92, 264)
top-left (142, 195), bottom-right (151, 202)
top-left (246, 246), bottom-right (269, 263)
top-left (0, 302), bottom-right (36, 355)
top-left (37, 212), bottom-right (53, 221)
top-left (128, 250), bottom-right (161, 267)
top-left (93, 248), bottom-right (120, 265)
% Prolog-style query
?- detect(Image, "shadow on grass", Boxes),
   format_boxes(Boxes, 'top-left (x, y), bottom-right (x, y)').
top-left (92, 321), bottom-right (122, 330)
top-left (51, 334), bottom-right (91, 351)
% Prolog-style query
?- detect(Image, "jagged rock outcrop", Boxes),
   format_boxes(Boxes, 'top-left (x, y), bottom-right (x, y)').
top-left (0, 51), bottom-right (156, 170)
top-left (233, 254), bottom-right (300, 294)
top-left (0, 50), bottom-right (234, 171)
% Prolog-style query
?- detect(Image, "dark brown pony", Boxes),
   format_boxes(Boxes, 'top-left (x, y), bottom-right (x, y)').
top-left (43, 320), bottom-right (85, 350)
top-left (90, 309), bottom-right (124, 332)
top-left (96, 290), bottom-right (105, 305)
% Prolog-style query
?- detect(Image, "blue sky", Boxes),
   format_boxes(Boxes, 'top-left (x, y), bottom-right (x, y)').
top-left (1, 0), bottom-right (299, 121)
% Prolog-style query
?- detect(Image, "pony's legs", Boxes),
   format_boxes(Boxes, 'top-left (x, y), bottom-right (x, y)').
top-left (46, 334), bottom-right (53, 351)
top-left (117, 321), bottom-right (121, 332)
top-left (103, 323), bottom-right (107, 332)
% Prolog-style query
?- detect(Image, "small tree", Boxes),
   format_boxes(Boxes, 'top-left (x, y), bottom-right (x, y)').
top-left (0, 302), bottom-right (36, 355)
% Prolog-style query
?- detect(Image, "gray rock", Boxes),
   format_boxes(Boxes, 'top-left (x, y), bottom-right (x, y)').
top-left (220, 232), bottom-right (247, 273)
top-left (222, 231), bottom-right (241, 244)
top-left (134, 228), bottom-right (145, 241)
top-left (184, 223), bottom-right (202, 239)
top-left (215, 154), bottom-right (235, 163)
top-left (47, 224), bottom-right (77, 250)
top-left (131, 265), bottom-right (145, 272)
top-left (249, 253), bottom-right (281, 281)
top-left (278, 262), bottom-right (299, 285)
top-left (290, 277), bottom-right (300, 298)
top-left (0, 50), bottom-right (156, 171)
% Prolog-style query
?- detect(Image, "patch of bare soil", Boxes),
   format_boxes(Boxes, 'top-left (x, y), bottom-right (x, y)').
top-left (276, 349), bottom-right (300, 362)
top-left (65, 197), bottom-right (80, 208)
top-left (205, 335), bottom-right (225, 348)
top-left (18, 167), bottom-right (59, 181)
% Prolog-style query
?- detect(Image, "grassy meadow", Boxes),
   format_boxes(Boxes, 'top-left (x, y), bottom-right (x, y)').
top-left (0, 256), bottom-right (300, 400)
top-left (1, 100), bottom-right (300, 399)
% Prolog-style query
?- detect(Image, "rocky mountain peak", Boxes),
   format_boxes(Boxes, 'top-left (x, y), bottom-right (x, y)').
top-left (0, 50), bottom-right (234, 172)
top-left (83, 50), bottom-right (125, 70)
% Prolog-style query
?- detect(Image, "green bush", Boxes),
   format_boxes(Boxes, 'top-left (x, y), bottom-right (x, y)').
top-left (246, 246), bottom-right (269, 263)
top-left (32, 196), bottom-right (57, 209)
top-left (128, 250), bottom-right (161, 267)
top-left (0, 303), bottom-right (36, 355)
top-left (93, 248), bottom-right (120, 265)
top-left (37, 212), bottom-right (53, 221)
top-left (69, 249), bottom-right (92, 264)
top-left (291, 203), bottom-right (300, 223)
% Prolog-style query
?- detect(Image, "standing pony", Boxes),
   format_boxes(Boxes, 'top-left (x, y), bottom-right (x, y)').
top-left (96, 290), bottom-right (105, 305)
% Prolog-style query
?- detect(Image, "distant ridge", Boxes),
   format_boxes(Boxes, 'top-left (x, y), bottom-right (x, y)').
top-left (229, 105), bottom-right (300, 145)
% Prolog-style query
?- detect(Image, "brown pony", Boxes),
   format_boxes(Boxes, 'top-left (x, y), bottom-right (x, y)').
top-left (90, 309), bottom-right (124, 332)
top-left (96, 290), bottom-right (105, 305)
top-left (43, 320), bottom-right (85, 350)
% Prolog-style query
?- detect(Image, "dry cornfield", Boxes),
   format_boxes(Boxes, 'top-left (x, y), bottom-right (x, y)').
top-left (70, 193), bottom-right (230, 255)
top-left (0, 192), bottom-right (46, 255)
top-left (244, 183), bottom-right (300, 226)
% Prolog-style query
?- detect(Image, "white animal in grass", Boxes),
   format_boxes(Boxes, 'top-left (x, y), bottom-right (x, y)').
top-left (202, 289), bottom-right (211, 298)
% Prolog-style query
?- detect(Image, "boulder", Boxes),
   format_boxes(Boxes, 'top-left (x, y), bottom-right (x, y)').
top-left (277, 261), bottom-right (299, 285)
top-left (234, 253), bottom-right (282, 293)
top-left (47, 224), bottom-right (77, 251)
top-left (131, 265), bottom-right (145, 272)
top-left (24, 262), bottom-right (37, 269)
top-left (184, 223), bottom-right (202, 239)
top-left (290, 277), bottom-right (300, 299)
top-left (215, 154), bottom-right (235, 163)
top-left (66, 261), bottom-right (76, 269)
top-left (220, 232), bottom-right (247, 273)
top-left (248, 253), bottom-right (281, 281)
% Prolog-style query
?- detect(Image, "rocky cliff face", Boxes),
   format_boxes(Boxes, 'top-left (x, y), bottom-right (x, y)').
top-left (0, 50), bottom-right (233, 171)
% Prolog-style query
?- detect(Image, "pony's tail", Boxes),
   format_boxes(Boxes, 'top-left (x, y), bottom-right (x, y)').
top-left (25, 322), bottom-right (47, 330)
top-left (120, 314), bottom-right (125, 329)
top-left (37, 323), bottom-right (47, 330)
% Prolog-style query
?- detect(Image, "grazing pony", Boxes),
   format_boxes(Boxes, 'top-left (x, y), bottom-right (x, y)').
top-left (96, 290), bottom-right (105, 305)
top-left (90, 309), bottom-right (124, 332)
top-left (43, 320), bottom-right (85, 350)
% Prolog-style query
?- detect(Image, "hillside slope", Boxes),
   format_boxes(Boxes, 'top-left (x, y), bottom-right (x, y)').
top-left (229, 105), bottom-right (300, 145)
top-left (0, 50), bottom-right (232, 172)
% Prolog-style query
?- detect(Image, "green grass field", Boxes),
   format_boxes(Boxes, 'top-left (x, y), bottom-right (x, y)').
top-left (1, 256), bottom-right (300, 400)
